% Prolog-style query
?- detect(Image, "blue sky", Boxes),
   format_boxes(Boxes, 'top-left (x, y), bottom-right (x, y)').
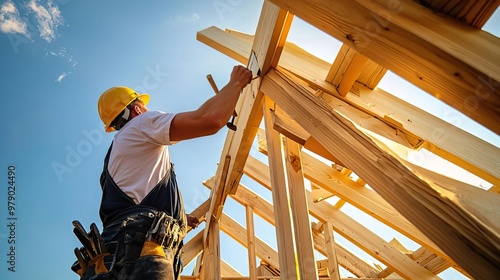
top-left (0, 1), bottom-right (498, 279)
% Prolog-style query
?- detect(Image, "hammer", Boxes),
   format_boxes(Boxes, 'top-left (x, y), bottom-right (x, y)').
top-left (206, 74), bottom-right (238, 131)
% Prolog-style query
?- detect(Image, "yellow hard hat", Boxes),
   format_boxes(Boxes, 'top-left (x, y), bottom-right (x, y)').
top-left (97, 86), bottom-right (150, 132)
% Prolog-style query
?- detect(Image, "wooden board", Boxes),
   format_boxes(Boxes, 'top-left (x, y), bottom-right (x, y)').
top-left (268, 0), bottom-right (500, 134)
top-left (197, 25), bottom-right (500, 187)
top-left (261, 68), bottom-right (500, 279)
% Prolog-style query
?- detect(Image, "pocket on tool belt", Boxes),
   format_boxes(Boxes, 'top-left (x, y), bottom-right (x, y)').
top-left (123, 232), bottom-right (147, 262)
top-left (140, 240), bottom-right (165, 257)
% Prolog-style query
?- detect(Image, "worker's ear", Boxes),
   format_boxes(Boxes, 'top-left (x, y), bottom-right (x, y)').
top-left (133, 104), bottom-right (142, 115)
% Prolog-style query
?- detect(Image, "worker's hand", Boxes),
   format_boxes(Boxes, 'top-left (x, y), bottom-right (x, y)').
top-left (186, 214), bottom-right (200, 229)
top-left (229, 65), bottom-right (253, 90)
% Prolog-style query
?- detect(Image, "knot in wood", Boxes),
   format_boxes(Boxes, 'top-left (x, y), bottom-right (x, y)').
top-left (289, 155), bottom-right (301, 172)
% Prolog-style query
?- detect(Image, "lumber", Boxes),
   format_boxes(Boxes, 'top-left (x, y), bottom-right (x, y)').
top-left (327, 43), bottom-right (387, 90)
top-left (220, 212), bottom-right (280, 270)
top-left (268, 0), bottom-right (500, 134)
top-left (263, 96), bottom-right (298, 279)
top-left (182, 230), bottom-right (204, 266)
top-left (246, 206), bottom-right (258, 280)
top-left (416, 0), bottom-right (500, 28)
top-left (324, 221), bottom-right (341, 280)
top-left (201, 5), bottom-right (293, 259)
top-left (197, 25), bottom-right (500, 187)
top-left (282, 137), bottom-right (318, 279)
top-left (273, 98), bottom-right (422, 151)
top-left (261, 68), bottom-right (500, 279)
top-left (257, 135), bottom-right (449, 261)
top-left (221, 260), bottom-right (244, 277)
top-left (311, 229), bottom-right (380, 278)
top-left (204, 215), bottom-right (221, 280)
top-left (311, 183), bottom-right (335, 203)
top-left (205, 176), bottom-right (381, 278)
top-left (243, 155), bottom-right (437, 279)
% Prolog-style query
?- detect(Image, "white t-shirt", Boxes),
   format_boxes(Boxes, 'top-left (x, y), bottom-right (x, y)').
top-left (108, 111), bottom-right (177, 204)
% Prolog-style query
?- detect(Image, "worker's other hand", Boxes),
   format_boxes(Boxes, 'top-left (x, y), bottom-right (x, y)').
top-left (230, 65), bottom-right (253, 90)
top-left (187, 214), bottom-right (200, 229)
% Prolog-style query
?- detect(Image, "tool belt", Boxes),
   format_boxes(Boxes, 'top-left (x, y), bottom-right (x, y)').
top-left (71, 211), bottom-right (184, 279)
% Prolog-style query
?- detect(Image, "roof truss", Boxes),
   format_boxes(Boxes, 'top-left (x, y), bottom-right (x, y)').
top-left (181, 1), bottom-right (500, 279)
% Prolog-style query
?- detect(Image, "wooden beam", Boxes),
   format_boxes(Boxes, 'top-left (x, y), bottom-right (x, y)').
top-left (197, 27), bottom-right (249, 65)
top-left (416, 0), bottom-right (500, 28)
top-left (327, 44), bottom-right (387, 90)
top-left (268, 0), bottom-right (500, 134)
top-left (204, 216), bottom-right (221, 280)
top-left (324, 221), bottom-right (342, 280)
top-left (328, 45), bottom-right (369, 96)
top-left (220, 212), bottom-right (280, 270)
top-left (200, 181), bottom-right (284, 274)
top-left (282, 137), bottom-right (318, 279)
top-left (197, 4), bottom-right (293, 270)
top-left (246, 206), bottom-right (258, 280)
top-left (257, 132), bottom-right (450, 261)
top-left (197, 26), bottom-right (499, 186)
top-left (201, 4), bottom-right (293, 252)
top-left (311, 226), bottom-right (380, 278)
top-left (263, 96), bottom-right (298, 279)
top-left (182, 230), bottom-right (204, 267)
top-left (258, 135), bottom-right (476, 276)
top-left (205, 175), bottom-right (381, 278)
top-left (221, 260), bottom-right (244, 277)
top-left (243, 155), bottom-right (437, 279)
top-left (261, 68), bottom-right (500, 279)
top-left (311, 183), bottom-right (335, 202)
top-left (273, 98), bottom-right (423, 152)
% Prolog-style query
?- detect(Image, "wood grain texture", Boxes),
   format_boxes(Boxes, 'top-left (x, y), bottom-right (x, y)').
top-left (261, 68), bottom-right (500, 279)
top-left (268, 0), bottom-right (500, 134)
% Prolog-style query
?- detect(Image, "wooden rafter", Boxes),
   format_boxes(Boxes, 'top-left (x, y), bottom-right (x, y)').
top-left (186, 1), bottom-right (500, 278)
top-left (256, 135), bottom-right (451, 262)
top-left (260, 68), bottom-right (500, 279)
top-left (268, 0), bottom-right (500, 134)
top-left (263, 96), bottom-right (298, 279)
top-left (244, 153), bottom-right (440, 279)
top-left (415, 0), bottom-right (500, 28)
top-left (204, 176), bottom-right (382, 278)
top-left (196, 24), bottom-right (500, 188)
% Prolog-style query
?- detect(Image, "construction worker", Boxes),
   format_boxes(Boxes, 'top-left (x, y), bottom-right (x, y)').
top-left (71, 65), bottom-right (253, 279)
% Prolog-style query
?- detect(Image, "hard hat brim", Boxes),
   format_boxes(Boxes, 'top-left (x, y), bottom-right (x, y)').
top-left (137, 93), bottom-right (150, 106)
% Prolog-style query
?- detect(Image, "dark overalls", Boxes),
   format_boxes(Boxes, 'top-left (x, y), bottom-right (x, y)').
top-left (78, 143), bottom-right (186, 280)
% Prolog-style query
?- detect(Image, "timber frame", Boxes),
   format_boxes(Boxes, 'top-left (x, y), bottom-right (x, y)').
top-left (182, 1), bottom-right (500, 279)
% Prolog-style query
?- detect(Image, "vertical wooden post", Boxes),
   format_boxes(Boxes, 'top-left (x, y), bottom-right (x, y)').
top-left (246, 205), bottom-right (258, 280)
top-left (283, 137), bottom-right (318, 279)
top-left (203, 213), bottom-right (221, 280)
top-left (263, 96), bottom-right (298, 280)
top-left (324, 221), bottom-right (341, 280)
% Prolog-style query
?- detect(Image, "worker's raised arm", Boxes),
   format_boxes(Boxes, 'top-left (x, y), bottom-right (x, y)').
top-left (169, 65), bottom-right (252, 141)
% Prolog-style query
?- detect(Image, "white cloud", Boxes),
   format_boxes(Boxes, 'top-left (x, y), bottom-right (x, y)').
top-left (46, 47), bottom-right (77, 66)
top-left (0, 1), bottom-right (28, 35)
top-left (174, 13), bottom-right (200, 24)
top-left (55, 71), bottom-right (68, 82)
top-left (28, 0), bottom-right (64, 42)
